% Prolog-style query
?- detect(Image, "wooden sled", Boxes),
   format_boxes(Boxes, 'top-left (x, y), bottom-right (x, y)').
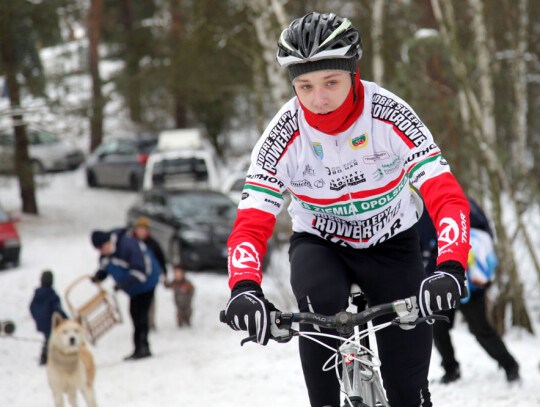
top-left (65, 274), bottom-right (123, 345)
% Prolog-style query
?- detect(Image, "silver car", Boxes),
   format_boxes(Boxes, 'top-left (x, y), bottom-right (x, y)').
top-left (0, 128), bottom-right (85, 173)
top-left (86, 136), bottom-right (158, 190)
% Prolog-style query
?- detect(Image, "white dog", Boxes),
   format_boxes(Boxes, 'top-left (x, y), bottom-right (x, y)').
top-left (46, 312), bottom-right (97, 407)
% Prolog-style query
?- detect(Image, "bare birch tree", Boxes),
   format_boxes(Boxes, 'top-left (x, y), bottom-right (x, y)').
top-left (88, 0), bottom-right (104, 153)
top-left (430, 0), bottom-right (533, 333)
top-left (371, 0), bottom-right (385, 84)
top-left (243, 0), bottom-right (291, 110)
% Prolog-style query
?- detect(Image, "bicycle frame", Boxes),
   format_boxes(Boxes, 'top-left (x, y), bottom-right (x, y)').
top-left (294, 309), bottom-right (392, 406)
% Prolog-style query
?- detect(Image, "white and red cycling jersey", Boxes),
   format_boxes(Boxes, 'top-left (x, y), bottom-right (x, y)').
top-left (228, 80), bottom-right (470, 289)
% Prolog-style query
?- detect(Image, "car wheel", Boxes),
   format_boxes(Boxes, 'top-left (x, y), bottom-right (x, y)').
top-left (87, 170), bottom-right (98, 188)
top-left (129, 173), bottom-right (140, 191)
top-left (31, 160), bottom-right (45, 174)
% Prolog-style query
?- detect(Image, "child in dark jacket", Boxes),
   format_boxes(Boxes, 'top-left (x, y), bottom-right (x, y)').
top-left (165, 264), bottom-right (194, 327)
top-left (29, 270), bottom-right (68, 365)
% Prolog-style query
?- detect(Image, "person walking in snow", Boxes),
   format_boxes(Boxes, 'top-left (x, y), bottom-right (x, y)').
top-left (90, 228), bottom-right (160, 360)
top-left (29, 270), bottom-right (68, 365)
top-left (222, 11), bottom-right (471, 407)
top-left (165, 263), bottom-right (194, 327)
top-left (416, 197), bottom-right (520, 384)
top-left (131, 216), bottom-right (167, 330)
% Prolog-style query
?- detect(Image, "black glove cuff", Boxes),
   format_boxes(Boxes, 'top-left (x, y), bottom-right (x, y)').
top-left (93, 269), bottom-right (108, 282)
top-left (436, 260), bottom-right (465, 278)
top-left (232, 280), bottom-right (263, 296)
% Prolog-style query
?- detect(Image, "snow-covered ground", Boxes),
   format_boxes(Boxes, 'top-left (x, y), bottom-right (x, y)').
top-left (0, 169), bottom-right (539, 406)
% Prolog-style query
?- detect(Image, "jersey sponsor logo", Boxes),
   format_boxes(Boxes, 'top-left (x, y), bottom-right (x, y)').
top-left (231, 242), bottom-right (261, 271)
top-left (312, 201), bottom-right (401, 242)
top-left (363, 151), bottom-right (390, 164)
top-left (380, 157), bottom-right (401, 175)
top-left (264, 198), bottom-right (282, 208)
top-left (313, 142), bottom-right (323, 159)
top-left (326, 159), bottom-right (358, 175)
top-left (438, 218), bottom-right (459, 252)
top-left (411, 170), bottom-right (426, 184)
top-left (256, 111), bottom-right (299, 174)
top-left (372, 168), bottom-right (384, 181)
top-left (329, 171), bottom-right (366, 191)
top-left (314, 179), bottom-right (325, 188)
top-left (349, 132), bottom-right (368, 149)
top-left (292, 175), bottom-right (407, 216)
top-left (303, 164), bottom-right (315, 177)
top-left (404, 144), bottom-right (439, 165)
top-left (241, 192), bottom-right (249, 200)
top-left (460, 211), bottom-right (468, 244)
top-left (246, 173), bottom-right (285, 189)
top-left (371, 93), bottom-right (427, 148)
top-left (290, 179), bottom-right (313, 189)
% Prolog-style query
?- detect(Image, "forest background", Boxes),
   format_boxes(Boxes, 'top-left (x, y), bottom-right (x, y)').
top-left (0, 0), bottom-right (539, 337)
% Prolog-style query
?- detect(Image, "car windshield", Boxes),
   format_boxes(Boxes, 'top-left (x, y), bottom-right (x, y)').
top-left (138, 139), bottom-right (158, 154)
top-left (169, 193), bottom-right (236, 221)
top-left (36, 130), bottom-right (60, 144)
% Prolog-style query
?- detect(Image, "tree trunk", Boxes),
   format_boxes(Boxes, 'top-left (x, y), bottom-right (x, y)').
top-left (371, 0), bottom-right (385, 84)
top-left (173, 93), bottom-right (187, 128)
top-left (430, 0), bottom-right (533, 333)
top-left (88, 0), bottom-right (104, 153)
top-left (170, 0), bottom-right (187, 128)
top-left (121, 0), bottom-right (142, 124)
top-left (0, 1), bottom-right (38, 214)
top-left (245, 0), bottom-right (290, 110)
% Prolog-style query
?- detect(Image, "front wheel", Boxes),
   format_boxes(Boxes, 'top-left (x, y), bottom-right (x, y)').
top-left (87, 170), bottom-right (98, 188)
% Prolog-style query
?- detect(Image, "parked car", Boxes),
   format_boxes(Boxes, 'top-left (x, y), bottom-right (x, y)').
top-left (221, 172), bottom-right (246, 204)
top-left (86, 135), bottom-right (158, 190)
top-left (0, 206), bottom-right (21, 268)
top-left (0, 127), bottom-right (84, 173)
top-left (142, 128), bottom-right (222, 191)
top-left (127, 188), bottom-right (237, 271)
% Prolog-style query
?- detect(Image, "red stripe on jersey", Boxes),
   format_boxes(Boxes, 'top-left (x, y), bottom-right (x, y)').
top-left (269, 130), bottom-right (301, 175)
top-left (289, 171), bottom-right (405, 205)
top-left (375, 118), bottom-right (416, 149)
top-left (245, 181), bottom-right (280, 193)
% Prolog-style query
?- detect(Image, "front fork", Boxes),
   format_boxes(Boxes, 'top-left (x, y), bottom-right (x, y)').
top-left (341, 342), bottom-right (388, 407)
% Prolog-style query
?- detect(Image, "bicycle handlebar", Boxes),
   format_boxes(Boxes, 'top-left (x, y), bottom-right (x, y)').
top-left (220, 295), bottom-right (450, 345)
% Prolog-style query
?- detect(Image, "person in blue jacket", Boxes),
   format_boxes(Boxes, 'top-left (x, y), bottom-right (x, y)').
top-left (91, 228), bottom-right (160, 360)
top-left (416, 197), bottom-right (520, 383)
top-left (29, 270), bottom-right (68, 365)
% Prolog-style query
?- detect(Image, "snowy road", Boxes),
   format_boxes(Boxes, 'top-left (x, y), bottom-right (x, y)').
top-left (0, 169), bottom-right (538, 406)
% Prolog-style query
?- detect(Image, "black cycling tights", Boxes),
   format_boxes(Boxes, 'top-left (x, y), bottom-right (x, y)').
top-left (289, 230), bottom-right (433, 407)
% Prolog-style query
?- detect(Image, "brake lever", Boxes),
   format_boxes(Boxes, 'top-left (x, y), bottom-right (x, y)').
top-left (394, 313), bottom-right (450, 328)
top-left (240, 335), bottom-right (257, 346)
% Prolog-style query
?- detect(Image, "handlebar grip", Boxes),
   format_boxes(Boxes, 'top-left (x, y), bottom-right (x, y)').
top-left (219, 310), bottom-right (226, 323)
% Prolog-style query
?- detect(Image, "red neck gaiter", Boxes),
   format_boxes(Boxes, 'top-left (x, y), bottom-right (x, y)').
top-left (298, 70), bottom-right (364, 135)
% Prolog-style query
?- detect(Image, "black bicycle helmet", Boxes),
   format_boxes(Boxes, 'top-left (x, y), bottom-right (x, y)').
top-left (277, 12), bottom-right (363, 80)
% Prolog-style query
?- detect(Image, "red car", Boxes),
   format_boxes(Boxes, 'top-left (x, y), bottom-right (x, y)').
top-left (0, 206), bottom-right (21, 268)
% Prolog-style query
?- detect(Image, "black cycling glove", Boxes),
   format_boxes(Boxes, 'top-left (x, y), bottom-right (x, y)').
top-left (419, 261), bottom-right (467, 317)
top-left (224, 280), bottom-right (277, 345)
top-left (91, 269), bottom-right (108, 283)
